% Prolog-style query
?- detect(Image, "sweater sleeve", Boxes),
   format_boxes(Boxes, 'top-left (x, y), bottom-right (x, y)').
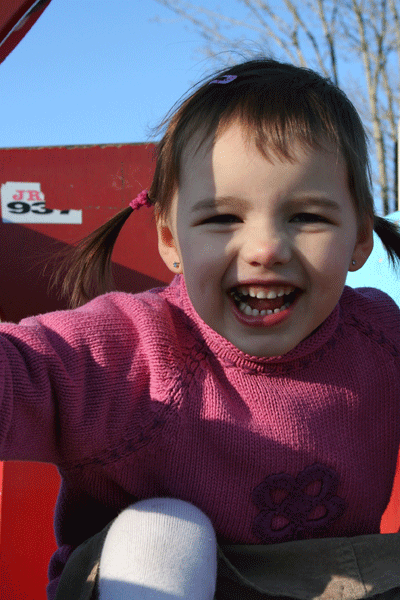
top-left (0, 293), bottom-right (150, 466)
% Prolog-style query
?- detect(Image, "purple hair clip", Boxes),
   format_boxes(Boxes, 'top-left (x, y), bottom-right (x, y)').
top-left (209, 75), bottom-right (237, 85)
top-left (129, 189), bottom-right (152, 211)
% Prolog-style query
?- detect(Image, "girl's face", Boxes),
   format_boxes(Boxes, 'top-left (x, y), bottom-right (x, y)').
top-left (156, 122), bottom-right (373, 357)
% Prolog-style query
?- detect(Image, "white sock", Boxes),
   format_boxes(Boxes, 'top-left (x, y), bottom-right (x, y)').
top-left (98, 498), bottom-right (217, 600)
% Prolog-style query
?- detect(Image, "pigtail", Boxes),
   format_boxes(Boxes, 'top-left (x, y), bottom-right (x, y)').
top-left (50, 207), bottom-right (134, 309)
top-left (374, 215), bottom-right (400, 268)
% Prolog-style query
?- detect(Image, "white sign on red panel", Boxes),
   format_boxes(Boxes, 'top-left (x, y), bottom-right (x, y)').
top-left (1, 182), bottom-right (82, 224)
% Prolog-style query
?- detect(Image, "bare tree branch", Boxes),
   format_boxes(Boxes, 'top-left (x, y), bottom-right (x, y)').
top-left (388, 0), bottom-right (400, 78)
top-left (315, 0), bottom-right (339, 83)
top-left (152, 0), bottom-right (400, 213)
top-left (283, 0), bottom-right (326, 72)
top-left (350, 0), bottom-right (389, 212)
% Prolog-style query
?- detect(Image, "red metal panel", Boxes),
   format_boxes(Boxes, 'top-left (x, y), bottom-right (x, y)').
top-left (0, 143), bottom-right (173, 323)
top-left (0, 143), bottom-right (173, 599)
top-left (380, 449), bottom-right (400, 533)
top-left (0, 0), bottom-right (53, 65)
top-left (0, 462), bottom-right (61, 600)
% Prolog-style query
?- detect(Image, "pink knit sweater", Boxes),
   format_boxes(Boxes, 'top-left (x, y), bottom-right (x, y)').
top-left (1, 275), bottom-right (400, 599)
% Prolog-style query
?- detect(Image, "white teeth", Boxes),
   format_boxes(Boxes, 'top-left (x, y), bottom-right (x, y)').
top-left (231, 284), bottom-right (297, 318)
top-left (236, 285), bottom-right (296, 298)
top-left (238, 301), bottom-right (291, 317)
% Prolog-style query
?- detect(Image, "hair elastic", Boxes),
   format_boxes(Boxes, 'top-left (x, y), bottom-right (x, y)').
top-left (129, 189), bottom-right (152, 211)
top-left (209, 75), bottom-right (237, 85)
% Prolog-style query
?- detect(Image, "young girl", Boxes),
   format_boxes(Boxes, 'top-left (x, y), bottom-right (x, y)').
top-left (1, 58), bottom-right (400, 600)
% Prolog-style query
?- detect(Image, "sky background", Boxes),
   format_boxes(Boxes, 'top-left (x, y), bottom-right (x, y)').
top-left (0, 0), bottom-right (378, 148)
top-left (1, 0), bottom-right (399, 301)
top-left (0, 0), bottom-right (245, 148)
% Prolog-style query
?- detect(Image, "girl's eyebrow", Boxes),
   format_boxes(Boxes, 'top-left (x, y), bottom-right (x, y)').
top-left (286, 197), bottom-right (342, 211)
top-left (191, 196), bottom-right (342, 213)
top-left (191, 196), bottom-right (250, 213)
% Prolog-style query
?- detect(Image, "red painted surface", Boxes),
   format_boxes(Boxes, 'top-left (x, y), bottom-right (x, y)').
top-left (380, 451), bottom-right (400, 534)
top-left (0, 462), bottom-right (61, 600)
top-left (0, 0), bottom-right (53, 66)
top-left (0, 143), bottom-right (173, 322)
top-left (0, 143), bottom-right (173, 599)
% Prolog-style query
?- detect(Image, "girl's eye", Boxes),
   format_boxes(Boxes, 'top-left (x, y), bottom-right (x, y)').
top-left (202, 214), bottom-right (240, 224)
top-left (291, 213), bottom-right (329, 223)
top-left (200, 213), bottom-right (330, 225)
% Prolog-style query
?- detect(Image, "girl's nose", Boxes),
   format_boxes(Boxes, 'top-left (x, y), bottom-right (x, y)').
top-left (241, 228), bottom-right (292, 268)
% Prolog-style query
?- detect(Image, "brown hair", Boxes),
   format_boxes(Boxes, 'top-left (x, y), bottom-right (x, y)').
top-left (56, 57), bottom-right (400, 308)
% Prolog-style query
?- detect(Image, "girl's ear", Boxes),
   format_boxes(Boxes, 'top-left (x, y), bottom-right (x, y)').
top-left (349, 217), bottom-right (374, 271)
top-left (155, 216), bottom-right (182, 274)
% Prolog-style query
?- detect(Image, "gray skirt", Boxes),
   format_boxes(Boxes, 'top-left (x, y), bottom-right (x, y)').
top-left (54, 523), bottom-right (400, 600)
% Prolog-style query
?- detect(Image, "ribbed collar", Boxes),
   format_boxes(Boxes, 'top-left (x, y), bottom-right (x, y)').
top-left (168, 274), bottom-right (342, 373)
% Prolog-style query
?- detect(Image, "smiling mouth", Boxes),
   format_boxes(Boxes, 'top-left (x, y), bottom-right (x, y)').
top-left (229, 287), bottom-right (300, 317)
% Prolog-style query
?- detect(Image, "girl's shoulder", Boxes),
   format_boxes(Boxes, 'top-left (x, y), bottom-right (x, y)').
top-left (341, 285), bottom-right (400, 351)
top-left (342, 285), bottom-right (400, 318)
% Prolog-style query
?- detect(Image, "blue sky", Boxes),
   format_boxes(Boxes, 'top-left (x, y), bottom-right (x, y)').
top-left (0, 0), bottom-right (228, 147)
top-left (0, 0), bottom-right (372, 149)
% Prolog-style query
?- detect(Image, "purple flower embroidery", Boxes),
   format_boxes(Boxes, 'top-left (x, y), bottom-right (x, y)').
top-left (252, 463), bottom-right (346, 543)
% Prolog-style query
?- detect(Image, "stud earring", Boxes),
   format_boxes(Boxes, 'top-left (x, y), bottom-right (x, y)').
top-left (173, 262), bottom-right (180, 268)
top-left (352, 260), bottom-right (356, 266)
